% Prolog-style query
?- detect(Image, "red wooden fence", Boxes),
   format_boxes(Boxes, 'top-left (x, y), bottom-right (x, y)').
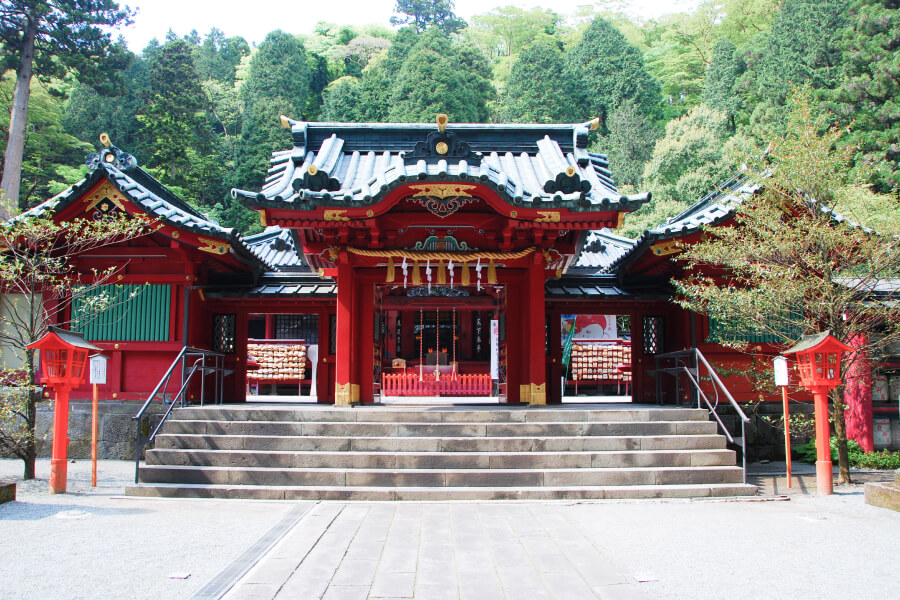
top-left (381, 372), bottom-right (492, 396)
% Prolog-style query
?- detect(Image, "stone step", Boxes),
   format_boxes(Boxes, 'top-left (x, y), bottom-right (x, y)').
top-left (137, 465), bottom-right (745, 487)
top-left (153, 433), bottom-right (728, 452)
top-left (126, 482), bottom-right (759, 501)
top-left (171, 406), bottom-right (709, 424)
top-left (145, 448), bottom-right (737, 469)
top-left (160, 419), bottom-right (719, 438)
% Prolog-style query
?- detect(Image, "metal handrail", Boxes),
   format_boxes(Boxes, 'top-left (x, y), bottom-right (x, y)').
top-left (132, 346), bottom-right (226, 484)
top-left (654, 348), bottom-right (751, 483)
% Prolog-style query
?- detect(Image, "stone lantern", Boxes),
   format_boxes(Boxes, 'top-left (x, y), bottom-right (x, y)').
top-left (27, 327), bottom-right (100, 494)
top-left (783, 331), bottom-right (854, 495)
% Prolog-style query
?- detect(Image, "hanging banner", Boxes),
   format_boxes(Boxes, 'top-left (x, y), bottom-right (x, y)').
top-left (561, 315), bottom-right (577, 366)
top-left (490, 319), bottom-right (499, 380)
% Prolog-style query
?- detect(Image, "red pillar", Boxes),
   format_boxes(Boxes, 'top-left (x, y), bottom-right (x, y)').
top-left (505, 282), bottom-right (521, 404)
top-left (265, 314), bottom-right (275, 339)
top-left (357, 278), bottom-right (375, 403)
top-left (335, 255), bottom-right (354, 405)
top-left (526, 252), bottom-right (547, 404)
top-left (49, 388), bottom-right (70, 494)
top-left (844, 335), bottom-right (874, 452)
top-left (548, 306), bottom-right (562, 404)
top-left (814, 390), bottom-right (834, 495)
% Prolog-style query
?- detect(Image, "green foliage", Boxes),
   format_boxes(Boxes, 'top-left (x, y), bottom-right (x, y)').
top-left (755, 0), bottom-right (849, 106)
top-left (0, 74), bottom-right (91, 210)
top-left (499, 42), bottom-right (578, 123)
top-left (642, 104), bottom-right (735, 211)
top-left (566, 17), bottom-right (661, 132)
top-left (598, 100), bottom-right (660, 188)
top-left (137, 40), bottom-right (211, 187)
top-left (704, 38), bottom-right (744, 130)
top-left (390, 0), bottom-right (467, 34)
top-left (825, 0), bottom-right (900, 192)
top-left (388, 29), bottom-right (494, 123)
top-left (0, 0), bottom-right (133, 90)
top-left (193, 29), bottom-right (250, 84)
top-left (321, 76), bottom-right (366, 122)
top-left (234, 31), bottom-right (312, 191)
top-left (797, 437), bottom-right (900, 469)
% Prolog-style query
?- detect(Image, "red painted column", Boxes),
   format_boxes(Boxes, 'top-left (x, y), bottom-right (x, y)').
top-left (335, 254), bottom-right (354, 405)
top-left (844, 335), bottom-right (874, 452)
top-left (49, 388), bottom-right (70, 494)
top-left (265, 314), bottom-right (275, 339)
top-left (548, 306), bottom-right (562, 404)
top-left (527, 252), bottom-right (547, 404)
top-left (814, 390), bottom-right (834, 495)
top-left (357, 279), bottom-right (375, 403)
top-left (505, 282), bottom-right (521, 404)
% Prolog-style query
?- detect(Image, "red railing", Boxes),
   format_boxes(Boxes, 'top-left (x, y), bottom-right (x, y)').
top-left (381, 372), bottom-right (492, 396)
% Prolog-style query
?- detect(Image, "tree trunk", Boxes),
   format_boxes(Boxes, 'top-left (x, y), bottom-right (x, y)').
top-left (831, 388), bottom-right (851, 484)
top-left (22, 350), bottom-right (39, 480)
top-left (0, 17), bottom-right (37, 218)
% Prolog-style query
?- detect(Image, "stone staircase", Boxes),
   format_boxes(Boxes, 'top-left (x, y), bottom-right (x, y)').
top-left (125, 404), bottom-right (757, 500)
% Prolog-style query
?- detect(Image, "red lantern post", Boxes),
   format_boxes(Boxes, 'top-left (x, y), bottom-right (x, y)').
top-left (783, 331), bottom-right (854, 496)
top-left (27, 327), bottom-right (100, 494)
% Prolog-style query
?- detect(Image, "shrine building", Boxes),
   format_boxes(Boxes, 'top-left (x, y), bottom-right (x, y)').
top-left (9, 116), bottom-right (896, 457)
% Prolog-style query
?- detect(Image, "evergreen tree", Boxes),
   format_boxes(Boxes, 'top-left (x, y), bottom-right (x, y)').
top-left (234, 31), bottom-right (311, 191)
top-left (388, 29), bottom-right (494, 123)
top-left (321, 76), bottom-right (366, 122)
top-left (500, 42), bottom-right (579, 123)
top-left (566, 17), bottom-right (661, 132)
top-left (704, 38), bottom-right (744, 131)
top-left (0, 0), bottom-right (133, 215)
top-left (756, 0), bottom-right (849, 104)
top-left (136, 40), bottom-right (210, 189)
top-left (391, 0), bottom-right (467, 34)
top-left (826, 0), bottom-right (900, 191)
top-left (600, 100), bottom-right (660, 189)
top-left (194, 29), bottom-right (250, 84)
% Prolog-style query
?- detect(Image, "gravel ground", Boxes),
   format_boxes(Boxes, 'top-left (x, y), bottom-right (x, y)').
top-left (0, 459), bottom-right (305, 600)
top-left (564, 489), bottom-right (900, 600)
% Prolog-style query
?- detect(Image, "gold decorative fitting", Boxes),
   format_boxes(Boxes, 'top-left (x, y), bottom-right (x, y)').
top-left (172, 231), bottom-right (180, 238)
top-left (535, 211), bottom-right (560, 223)
top-left (324, 209), bottom-right (350, 221)
top-left (307, 164), bottom-right (318, 176)
top-left (510, 210), bottom-right (518, 219)
top-left (435, 141), bottom-right (449, 155)
top-left (530, 383), bottom-right (547, 405)
top-left (318, 268), bottom-right (325, 278)
top-left (651, 240), bottom-right (683, 256)
top-left (186, 275), bottom-right (191, 281)
top-left (198, 237), bottom-right (231, 255)
top-left (335, 383), bottom-right (352, 406)
top-left (259, 209), bottom-right (268, 227)
top-left (117, 274), bottom-right (123, 281)
top-left (366, 210), bottom-right (374, 218)
top-left (114, 344), bottom-right (120, 350)
top-left (84, 182), bottom-right (127, 213)
top-left (280, 115), bottom-right (292, 128)
top-left (409, 184), bottom-right (475, 199)
top-left (99, 132), bottom-right (111, 147)
top-left (112, 393), bottom-right (118, 399)
top-left (104, 153), bottom-right (115, 163)
top-left (589, 117), bottom-right (600, 131)
top-left (565, 165), bottom-right (576, 177)
top-left (436, 113), bottom-right (448, 133)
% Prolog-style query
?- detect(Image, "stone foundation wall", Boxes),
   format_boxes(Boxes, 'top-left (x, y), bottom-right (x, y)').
top-left (33, 400), bottom-right (167, 460)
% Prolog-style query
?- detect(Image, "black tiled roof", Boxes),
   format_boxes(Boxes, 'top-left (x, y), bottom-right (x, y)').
top-left (243, 227), bottom-right (307, 272)
top-left (573, 229), bottom-right (638, 272)
top-left (205, 273), bottom-right (337, 298)
top-left (233, 119), bottom-right (650, 213)
top-left (18, 144), bottom-right (265, 270)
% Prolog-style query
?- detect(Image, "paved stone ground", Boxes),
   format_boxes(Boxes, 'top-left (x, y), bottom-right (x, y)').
top-left (224, 491), bottom-right (899, 600)
top-left (3, 459), bottom-right (899, 600)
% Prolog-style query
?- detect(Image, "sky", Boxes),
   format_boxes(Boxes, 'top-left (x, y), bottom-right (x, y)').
top-left (115, 0), bottom-right (703, 52)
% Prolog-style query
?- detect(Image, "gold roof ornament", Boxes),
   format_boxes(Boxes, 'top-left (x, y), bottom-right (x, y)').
top-left (589, 117), bottom-right (600, 131)
top-left (436, 113), bottom-right (448, 133)
top-left (99, 132), bottom-right (111, 147)
top-left (280, 115), bottom-right (292, 128)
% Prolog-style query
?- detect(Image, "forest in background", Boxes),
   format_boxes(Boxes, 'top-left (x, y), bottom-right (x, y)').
top-left (1, 0), bottom-right (897, 237)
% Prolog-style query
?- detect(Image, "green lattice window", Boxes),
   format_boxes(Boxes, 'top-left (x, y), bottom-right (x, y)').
top-left (71, 285), bottom-right (171, 341)
top-left (707, 315), bottom-right (801, 345)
